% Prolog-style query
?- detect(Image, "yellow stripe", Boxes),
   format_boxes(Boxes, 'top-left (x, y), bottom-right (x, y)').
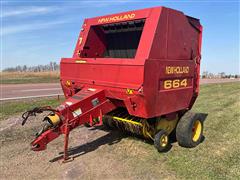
top-left (75, 60), bottom-right (86, 63)
top-left (112, 116), bottom-right (143, 126)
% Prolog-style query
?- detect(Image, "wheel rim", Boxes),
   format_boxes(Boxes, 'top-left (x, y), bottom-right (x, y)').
top-left (160, 134), bottom-right (168, 147)
top-left (192, 120), bottom-right (202, 142)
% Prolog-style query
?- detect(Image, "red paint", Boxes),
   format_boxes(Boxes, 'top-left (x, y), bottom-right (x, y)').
top-left (61, 6), bottom-right (202, 117)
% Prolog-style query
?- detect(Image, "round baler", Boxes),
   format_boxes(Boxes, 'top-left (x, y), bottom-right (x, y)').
top-left (22, 6), bottom-right (207, 161)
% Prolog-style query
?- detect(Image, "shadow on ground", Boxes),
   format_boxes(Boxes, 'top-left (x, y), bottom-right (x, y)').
top-left (49, 121), bottom-right (207, 163)
top-left (49, 127), bottom-right (127, 162)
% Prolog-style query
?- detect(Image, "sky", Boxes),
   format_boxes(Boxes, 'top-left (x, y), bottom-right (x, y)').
top-left (1, 0), bottom-right (239, 74)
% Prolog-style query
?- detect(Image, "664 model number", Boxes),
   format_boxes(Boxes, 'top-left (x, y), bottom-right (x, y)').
top-left (163, 79), bottom-right (188, 89)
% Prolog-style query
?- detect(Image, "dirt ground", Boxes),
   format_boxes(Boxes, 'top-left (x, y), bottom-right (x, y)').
top-left (0, 115), bottom-right (176, 180)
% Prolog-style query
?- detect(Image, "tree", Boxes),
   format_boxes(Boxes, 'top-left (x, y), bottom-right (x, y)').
top-left (202, 71), bottom-right (208, 78)
top-left (219, 72), bottom-right (226, 78)
top-left (3, 62), bottom-right (60, 72)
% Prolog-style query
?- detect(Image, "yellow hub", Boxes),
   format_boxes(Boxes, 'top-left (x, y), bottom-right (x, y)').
top-left (160, 135), bottom-right (168, 147)
top-left (45, 114), bottom-right (61, 126)
top-left (192, 120), bottom-right (202, 142)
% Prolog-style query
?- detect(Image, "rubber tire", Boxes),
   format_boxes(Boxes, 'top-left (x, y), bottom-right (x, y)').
top-left (176, 112), bottom-right (204, 148)
top-left (154, 129), bottom-right (172, 153)
top-left (169, 128), bottom-right (177, 143)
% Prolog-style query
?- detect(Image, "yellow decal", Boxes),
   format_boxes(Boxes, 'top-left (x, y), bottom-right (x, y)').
top-left (65, 80), bottom-right (71, 87)
top-left (75, 60), bottom-right (86, 63)
top-left (126, 89), bottom-right (134, 94)
top-left (78, 37), bottom-right (83, 45)
top-left (164, 79), bottom-right (188, 89)
top-left (98, 13), bottom-right (135, 23)
top-left (166, 66), bottom-right (189, 74)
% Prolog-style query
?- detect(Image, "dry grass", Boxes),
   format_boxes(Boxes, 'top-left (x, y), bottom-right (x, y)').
top-left (0, 71), bottom-right (60, 84)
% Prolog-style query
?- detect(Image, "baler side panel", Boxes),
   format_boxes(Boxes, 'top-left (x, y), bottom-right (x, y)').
top-left (142, 59), bottom-right (195, 117)
top-left (60, 62), bottom-right (144, 96)
top-left (157, 60), bottom-right (195, 115)
top-left (148, 7), bottom-right (168, 59)
top-left (82, 26), bottom-right (107, 58)
top-left (73, 19), bottom-right (88, 59)
top-left (135, 7), bottom-right (162, 61)
top-left (167, 9), bottom-right (200, 60)
top-left (141, 8), bottom-right (202, 117)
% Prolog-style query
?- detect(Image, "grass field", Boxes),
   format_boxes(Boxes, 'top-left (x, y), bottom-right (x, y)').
top-left (1, 82), bottom-right (240, 179)
top-left (0, 71), bottom-right (60, 84)
top-left (163, 82), bottom-right (240, 179)
top-left (0, 97), bottom-right (64, 120)
top-left (109, 82), bottom-right (240, 179)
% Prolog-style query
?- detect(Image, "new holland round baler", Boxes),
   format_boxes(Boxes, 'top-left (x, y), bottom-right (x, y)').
top-left (22, 6), bottom-right (206, 161)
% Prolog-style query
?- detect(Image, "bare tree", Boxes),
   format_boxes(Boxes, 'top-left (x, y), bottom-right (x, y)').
top-left (3, 62), bottom-right (60, 72)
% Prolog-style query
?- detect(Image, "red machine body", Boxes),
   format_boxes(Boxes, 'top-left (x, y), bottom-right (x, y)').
top-left (27, 7), bottom-right (203, 160)
top-left (60, 6), bottom-right (202, 118)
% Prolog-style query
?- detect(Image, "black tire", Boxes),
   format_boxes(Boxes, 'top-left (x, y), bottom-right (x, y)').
top-left (169, 128), bottom-right (177, 143)
top-left (154, 129), bottom-right (172, 152)
top-left (176, 112), bottom-right (204, 148)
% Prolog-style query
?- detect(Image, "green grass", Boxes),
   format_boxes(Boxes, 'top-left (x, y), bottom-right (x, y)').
top-left (0, 97), bottom-right (64, 121)
top-left (1, 82), bottom-right (239, 179)
top-left (99, 82), bottom-right (240, 179)
top-left (163, 82), bottom-right (240, 179)
top-left (119, 82), bottom-right (240, 179)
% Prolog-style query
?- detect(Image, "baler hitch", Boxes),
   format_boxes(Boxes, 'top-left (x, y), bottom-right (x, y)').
top-left (21, 88), bottom-right (115, 162)
top-left (22, 106), bottom-right (60, 138)
top-left (22, 106), bottom-right (56, 126)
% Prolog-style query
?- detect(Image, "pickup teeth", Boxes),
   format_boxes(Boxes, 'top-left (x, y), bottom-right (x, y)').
top-left (103, 108), bottom-right (148, 137)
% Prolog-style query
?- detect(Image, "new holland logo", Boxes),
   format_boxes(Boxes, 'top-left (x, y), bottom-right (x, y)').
top-left (165, 66), bottom-right (190, 74)
top-left (98, 13), bottom-right (135, 23)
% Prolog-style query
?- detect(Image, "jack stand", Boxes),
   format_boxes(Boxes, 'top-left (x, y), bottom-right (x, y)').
top-left (62, 108), bottom-right (74, 163)
top-left (62, 128), bottom-right (73, 163)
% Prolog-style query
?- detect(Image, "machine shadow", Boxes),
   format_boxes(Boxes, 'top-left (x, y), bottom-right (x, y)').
top-left (49, 127), bottom-right (180, 162)
top-left (49, 115), bottom-right (208, 163)
top-left (49, 126), bottom-right (127, 163)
